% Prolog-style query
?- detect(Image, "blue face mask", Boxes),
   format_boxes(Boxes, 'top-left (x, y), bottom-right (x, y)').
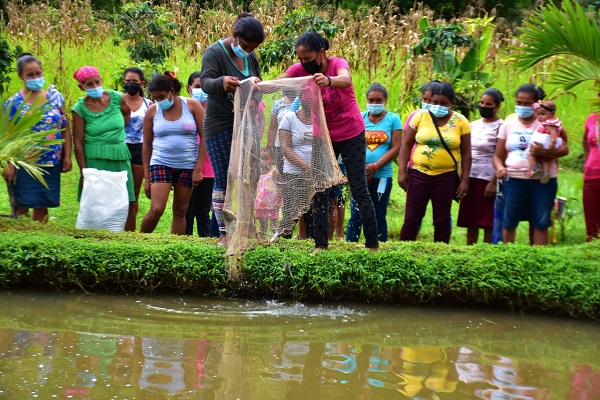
top-left (26, 77), bottom-right (45, 91)
top-left (231, 37), bottom-right (250, 58)
top-left (515, 105), bottom-right (535, 118)
top-left (366, 103), bottom-right (385, 115)
top-left (191, 88), bottom-right (208, 103)
top-left (85, 86), bottom-right (104, 99)
top-left (421, 101), bottom-right (431, 110)
top-left (157, 95), bottom-right (174, 110)
top-left (429, 104), bottom-right (449, 118)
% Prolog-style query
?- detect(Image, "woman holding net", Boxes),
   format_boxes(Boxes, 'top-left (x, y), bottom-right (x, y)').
top-left (278, 31), bottom-right (379, 252)
top-left (200, 12), bottom-right (265, 246)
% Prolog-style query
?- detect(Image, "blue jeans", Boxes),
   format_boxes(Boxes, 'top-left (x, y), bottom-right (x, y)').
top-left (346, 177), bottom-right (392, 242)
top-left (503, 177), bottom-right (557, 230)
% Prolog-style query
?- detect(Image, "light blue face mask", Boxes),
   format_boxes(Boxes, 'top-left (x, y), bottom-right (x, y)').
top-left (231, 37), bottom-right (250, 58)
top-left (157, 95), bottom-right (174, 110)
top-left (366, 103), bottom-right (385, 115)
top-left (377, 177), bottom-right (387, 200)
top-left (85, 86), bottom-right (104, 99)
top-left (429, 104), bottom-right (449, 118)
top-left (290, 96), bottom-right (300, 112)
top-left (191, 88), bottom-right (208, 103)
top-left (515, 105), bottom-right (535, 118)
top-left (26, 77), bottom-right (45, 91)
top-left (421, 101), bottom-right (431, 110)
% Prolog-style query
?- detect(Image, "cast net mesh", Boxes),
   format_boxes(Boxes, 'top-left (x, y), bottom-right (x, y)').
top-left (224, 76), bottom-right (346, 256)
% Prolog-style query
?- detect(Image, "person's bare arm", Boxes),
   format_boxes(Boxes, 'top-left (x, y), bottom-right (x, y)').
top-left (546, 125), bottom-right (558, 148)
top-left (121, 97), bottom-right (131, 126)
top-left (142, 105), bottom-right (157, 199)
top-left (280, 129), bottom-right (309, 170)
top-left (456, 133), bottom-right (472, 198)
top-left (530, 128), bottom-right (569, 158)
top-left (189, 98), bottom-right (206, 186)
top-left (313, 67), bottom-right (351, 89)
top-left (398, 126), bottom-right (416, 191)
top-left (72, 111), bottom-right (86, 172)
top-left (493, 139), bottom-right (508, 179)
top-left (60, 105), bottom-right (72, 173)
top-left (583, 125), bottom-right (591, 163)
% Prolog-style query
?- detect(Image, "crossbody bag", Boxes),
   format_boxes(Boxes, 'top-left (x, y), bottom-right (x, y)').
top-left (428, 110), bottom-right (461, 202)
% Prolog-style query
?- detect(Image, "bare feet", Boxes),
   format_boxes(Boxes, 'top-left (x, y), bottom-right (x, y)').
top-left (311, 247), bottom-right (327, 256)
top-left (217, 235), bottom-right (228, 247)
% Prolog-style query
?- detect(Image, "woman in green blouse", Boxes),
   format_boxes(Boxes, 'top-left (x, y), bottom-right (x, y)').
top-left (72, 66), bottom-right (136, 229)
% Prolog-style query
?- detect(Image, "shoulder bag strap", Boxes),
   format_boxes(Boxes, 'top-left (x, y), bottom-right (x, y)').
top-left (428, 110), bottom-right (458, 170)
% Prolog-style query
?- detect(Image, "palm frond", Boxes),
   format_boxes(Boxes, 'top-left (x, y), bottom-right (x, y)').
top-left (515, 1), bottom-right (600, 70)
top-left (550, 59), bottom-right (600, 91)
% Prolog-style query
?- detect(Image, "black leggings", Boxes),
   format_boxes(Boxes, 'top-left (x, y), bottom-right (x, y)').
top-left (312, 131), bottom-right (378, 248)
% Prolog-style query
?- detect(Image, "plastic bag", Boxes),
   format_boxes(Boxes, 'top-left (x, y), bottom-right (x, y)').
top-left (76, 168), bottom-right (129, 232)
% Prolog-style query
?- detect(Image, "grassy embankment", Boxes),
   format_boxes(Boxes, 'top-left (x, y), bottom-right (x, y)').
top-left (1, 218), bottom-right (600, 318)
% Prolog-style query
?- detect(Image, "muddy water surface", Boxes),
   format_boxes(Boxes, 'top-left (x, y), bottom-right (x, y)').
top-left (0, 289), bottom-right (599, 399)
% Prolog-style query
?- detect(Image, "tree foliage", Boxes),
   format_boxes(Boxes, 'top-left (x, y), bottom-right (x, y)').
top-left (409, 16), bottom-right (496, 117)
top-left (115, 2), bottom-right (178, 69)
top-left (0, 34), bottom-right (21, 98)
top-left (257, 6), bottom-right (339, 73)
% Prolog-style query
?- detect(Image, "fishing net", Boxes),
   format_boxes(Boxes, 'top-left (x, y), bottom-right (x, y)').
top-left (224, 76), bottom-right (346, 256)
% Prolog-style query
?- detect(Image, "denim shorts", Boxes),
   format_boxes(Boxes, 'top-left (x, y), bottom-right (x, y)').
top-left (502, 177), bottom-right (557, 230)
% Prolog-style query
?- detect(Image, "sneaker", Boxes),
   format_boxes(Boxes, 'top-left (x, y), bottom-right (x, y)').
top-left (540, 172), bottom-right (550, 184)
top-left (529, 169), bottom-right (543, 180)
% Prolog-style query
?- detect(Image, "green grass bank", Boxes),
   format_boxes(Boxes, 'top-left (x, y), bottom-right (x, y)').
top-left (1, 220), bottom-right (599, 319)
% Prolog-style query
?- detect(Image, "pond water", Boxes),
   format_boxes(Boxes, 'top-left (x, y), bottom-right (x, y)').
top-left (0, 290), bottom-right (599, 399)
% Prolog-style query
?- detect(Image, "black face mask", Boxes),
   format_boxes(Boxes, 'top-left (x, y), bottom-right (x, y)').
top-left (478, 105), bottom-right (495, 119)
top-left (123, 82), bottom-right (142, 96)
top-left (301, 59), bottom-right (322, 75)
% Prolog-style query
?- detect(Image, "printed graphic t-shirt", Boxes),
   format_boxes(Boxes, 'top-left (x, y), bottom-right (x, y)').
top-left (363, 110), bottom-right (402, 179)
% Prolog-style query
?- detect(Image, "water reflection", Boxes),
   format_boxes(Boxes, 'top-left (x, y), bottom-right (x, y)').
top-left (0, 290), bottom-right (599, 399)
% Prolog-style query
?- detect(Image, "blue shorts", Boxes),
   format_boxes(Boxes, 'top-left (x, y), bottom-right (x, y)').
top-left (502, 177), bottom-right (557, 230)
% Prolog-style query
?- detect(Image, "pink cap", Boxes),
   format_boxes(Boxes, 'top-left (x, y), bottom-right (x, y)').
top-left (73, 66), bottom-right (100, 84)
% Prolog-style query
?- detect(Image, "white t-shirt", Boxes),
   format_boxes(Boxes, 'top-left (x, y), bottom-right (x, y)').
top-left (498, 118), bottom-right (558, 179)
top-left (470, 118), bottom-right (503, 181)
top-left (279, 111), bottom-right (313, 174)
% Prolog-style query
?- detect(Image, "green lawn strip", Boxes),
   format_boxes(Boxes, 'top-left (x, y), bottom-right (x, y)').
top-left (1, 221), bottom-right (599, 318)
